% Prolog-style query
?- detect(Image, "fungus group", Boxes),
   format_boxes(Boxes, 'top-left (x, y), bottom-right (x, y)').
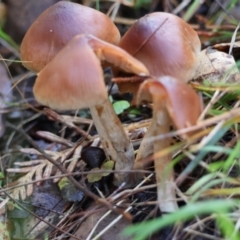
top-left (117, 11), bottom-right (201, 161)
top-left (20, 2), bottom-right (202, 213)
top-left (116, 12), bottom-right (202, 212)
top-left (33, 34), bottom-right (148, 186)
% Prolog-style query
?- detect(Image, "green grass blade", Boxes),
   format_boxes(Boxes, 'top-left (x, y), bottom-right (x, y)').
top-left (223, 138), bottom-right (240, 172)
top-left (216, 213), bottom-right (240, 240)
top-left (123, 200), bottom-right (237, 240)
top-left (176, 123), bottom-right (230, 184)
top-left (0, 28), bottom-right (19, 49)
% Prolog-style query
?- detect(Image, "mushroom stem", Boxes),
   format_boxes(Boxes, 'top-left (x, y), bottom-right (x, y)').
top-left (129, 121), bottom-right (156, 185)
top-left (135, 120), bottom-right (155, 163)
top-left (129, 121), bottom-right (155, 185)
top-left (153, 102), bottom-right (178, 213)
top-left (89, 99), bottom-right (135, 186)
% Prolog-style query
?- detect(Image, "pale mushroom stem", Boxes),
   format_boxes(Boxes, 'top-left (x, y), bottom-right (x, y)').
top-left (89, 99), bottom-right (135, 186)
top-left (135, 121), bottom-right (155, 163)
top-left (152, 101), bottom-right (178, 213)
top-left (129, 121), bottom-right (155, 185)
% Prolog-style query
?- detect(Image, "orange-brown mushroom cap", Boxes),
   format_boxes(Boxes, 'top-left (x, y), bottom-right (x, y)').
top-left (20, 1), bottom-right (120, 72)
top-left (137, 76), bottom-right (202, 137)
top-left (86, 35), bottom-right (149, 76)
top-left (34, 34), bottom-right (149, 110)
top-left (119, 12), bottom-right (201, 82)
top-left (34, 35), bottom-right (107, 110)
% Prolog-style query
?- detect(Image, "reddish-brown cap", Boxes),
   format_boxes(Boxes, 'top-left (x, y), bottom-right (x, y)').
top-left (34, 35), bottom-right (107, 110)
top-left (20, 1), bottom-right (120, 72)
top-left (34, 34), bottom-right (149, 110)
top-left (137, 76), bottom-right (202, 137)
top-left (119, 12), bottom-right (201, 82)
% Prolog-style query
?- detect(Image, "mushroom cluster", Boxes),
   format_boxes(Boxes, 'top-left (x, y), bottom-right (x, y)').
top-left (20, 2), bottom-right (202, 212)
top-left (20, 1), bottom-right (149, 187)
top-left (33, 34), bottom-right (148, 186)
top-left (115, 12), bottom-right (202, 212)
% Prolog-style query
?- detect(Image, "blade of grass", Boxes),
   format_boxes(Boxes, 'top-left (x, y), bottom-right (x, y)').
top-left (183, 0), bottom-right (204, 21)
top-left (0, 28), bottom-right (19, 49)
top-left (216, 212), bottom-right (240, 240)
top-left (198, 145), bottom-right (232, 155)
top-left (190, 178), bottom-right (230, 202)
top-left (223, 138), bottom-right (240, 172)
top-left (122, 199), bottom-right (237, 240)
top-left (176, 123), bottom-right (231, 185)
top-left (186, 172), bottom-right (221, 195)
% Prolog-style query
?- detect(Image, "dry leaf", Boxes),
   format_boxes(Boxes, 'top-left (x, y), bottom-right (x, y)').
top-left (213, 41), bottom-right (240, 60)
top-left (8, 160), bottom-right (53, 200)
top-left (7, 147), bottom-right (80, 200)
top-left (36, 131), bottom-right (74, 147)
top-left (194, 46), bottom-right (240, 83)
top-left (53, 145), bottom-right (82, 182)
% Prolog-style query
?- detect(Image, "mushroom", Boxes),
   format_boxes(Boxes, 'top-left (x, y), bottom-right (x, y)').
top-left (117, 12), bottom-right (201, 162)
top-left (136, 76), bottom-right (202, 212)
top-left (20, 1), bottom-right (120, 73)
top-left (33, 34), bottom-right (149, 186)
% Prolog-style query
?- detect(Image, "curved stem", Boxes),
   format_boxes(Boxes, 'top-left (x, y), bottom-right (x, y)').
top-left (90, 99), bottom-right (135, 186)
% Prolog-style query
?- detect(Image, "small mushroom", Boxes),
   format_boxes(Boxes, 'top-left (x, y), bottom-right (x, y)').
top-left (136, 76), bottom-right (202, 212)
top-left (20, 1), bottom-right (120, 73)
top-left (34, 34), bottom-right (149, 186)
top-left (117, 12), bottom-right (201, 162)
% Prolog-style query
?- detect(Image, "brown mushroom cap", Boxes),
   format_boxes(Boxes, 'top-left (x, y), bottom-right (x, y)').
top-left (119, 12), bottom-right (201, 82)
top-left (34, 35), bottom-right (107, 110)
top-left (34, 34), bottom-right (149, 110)
top-left (20, 1), bottom-right (120, 72)
top-left (137, 76), bottom-right (202, 137)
